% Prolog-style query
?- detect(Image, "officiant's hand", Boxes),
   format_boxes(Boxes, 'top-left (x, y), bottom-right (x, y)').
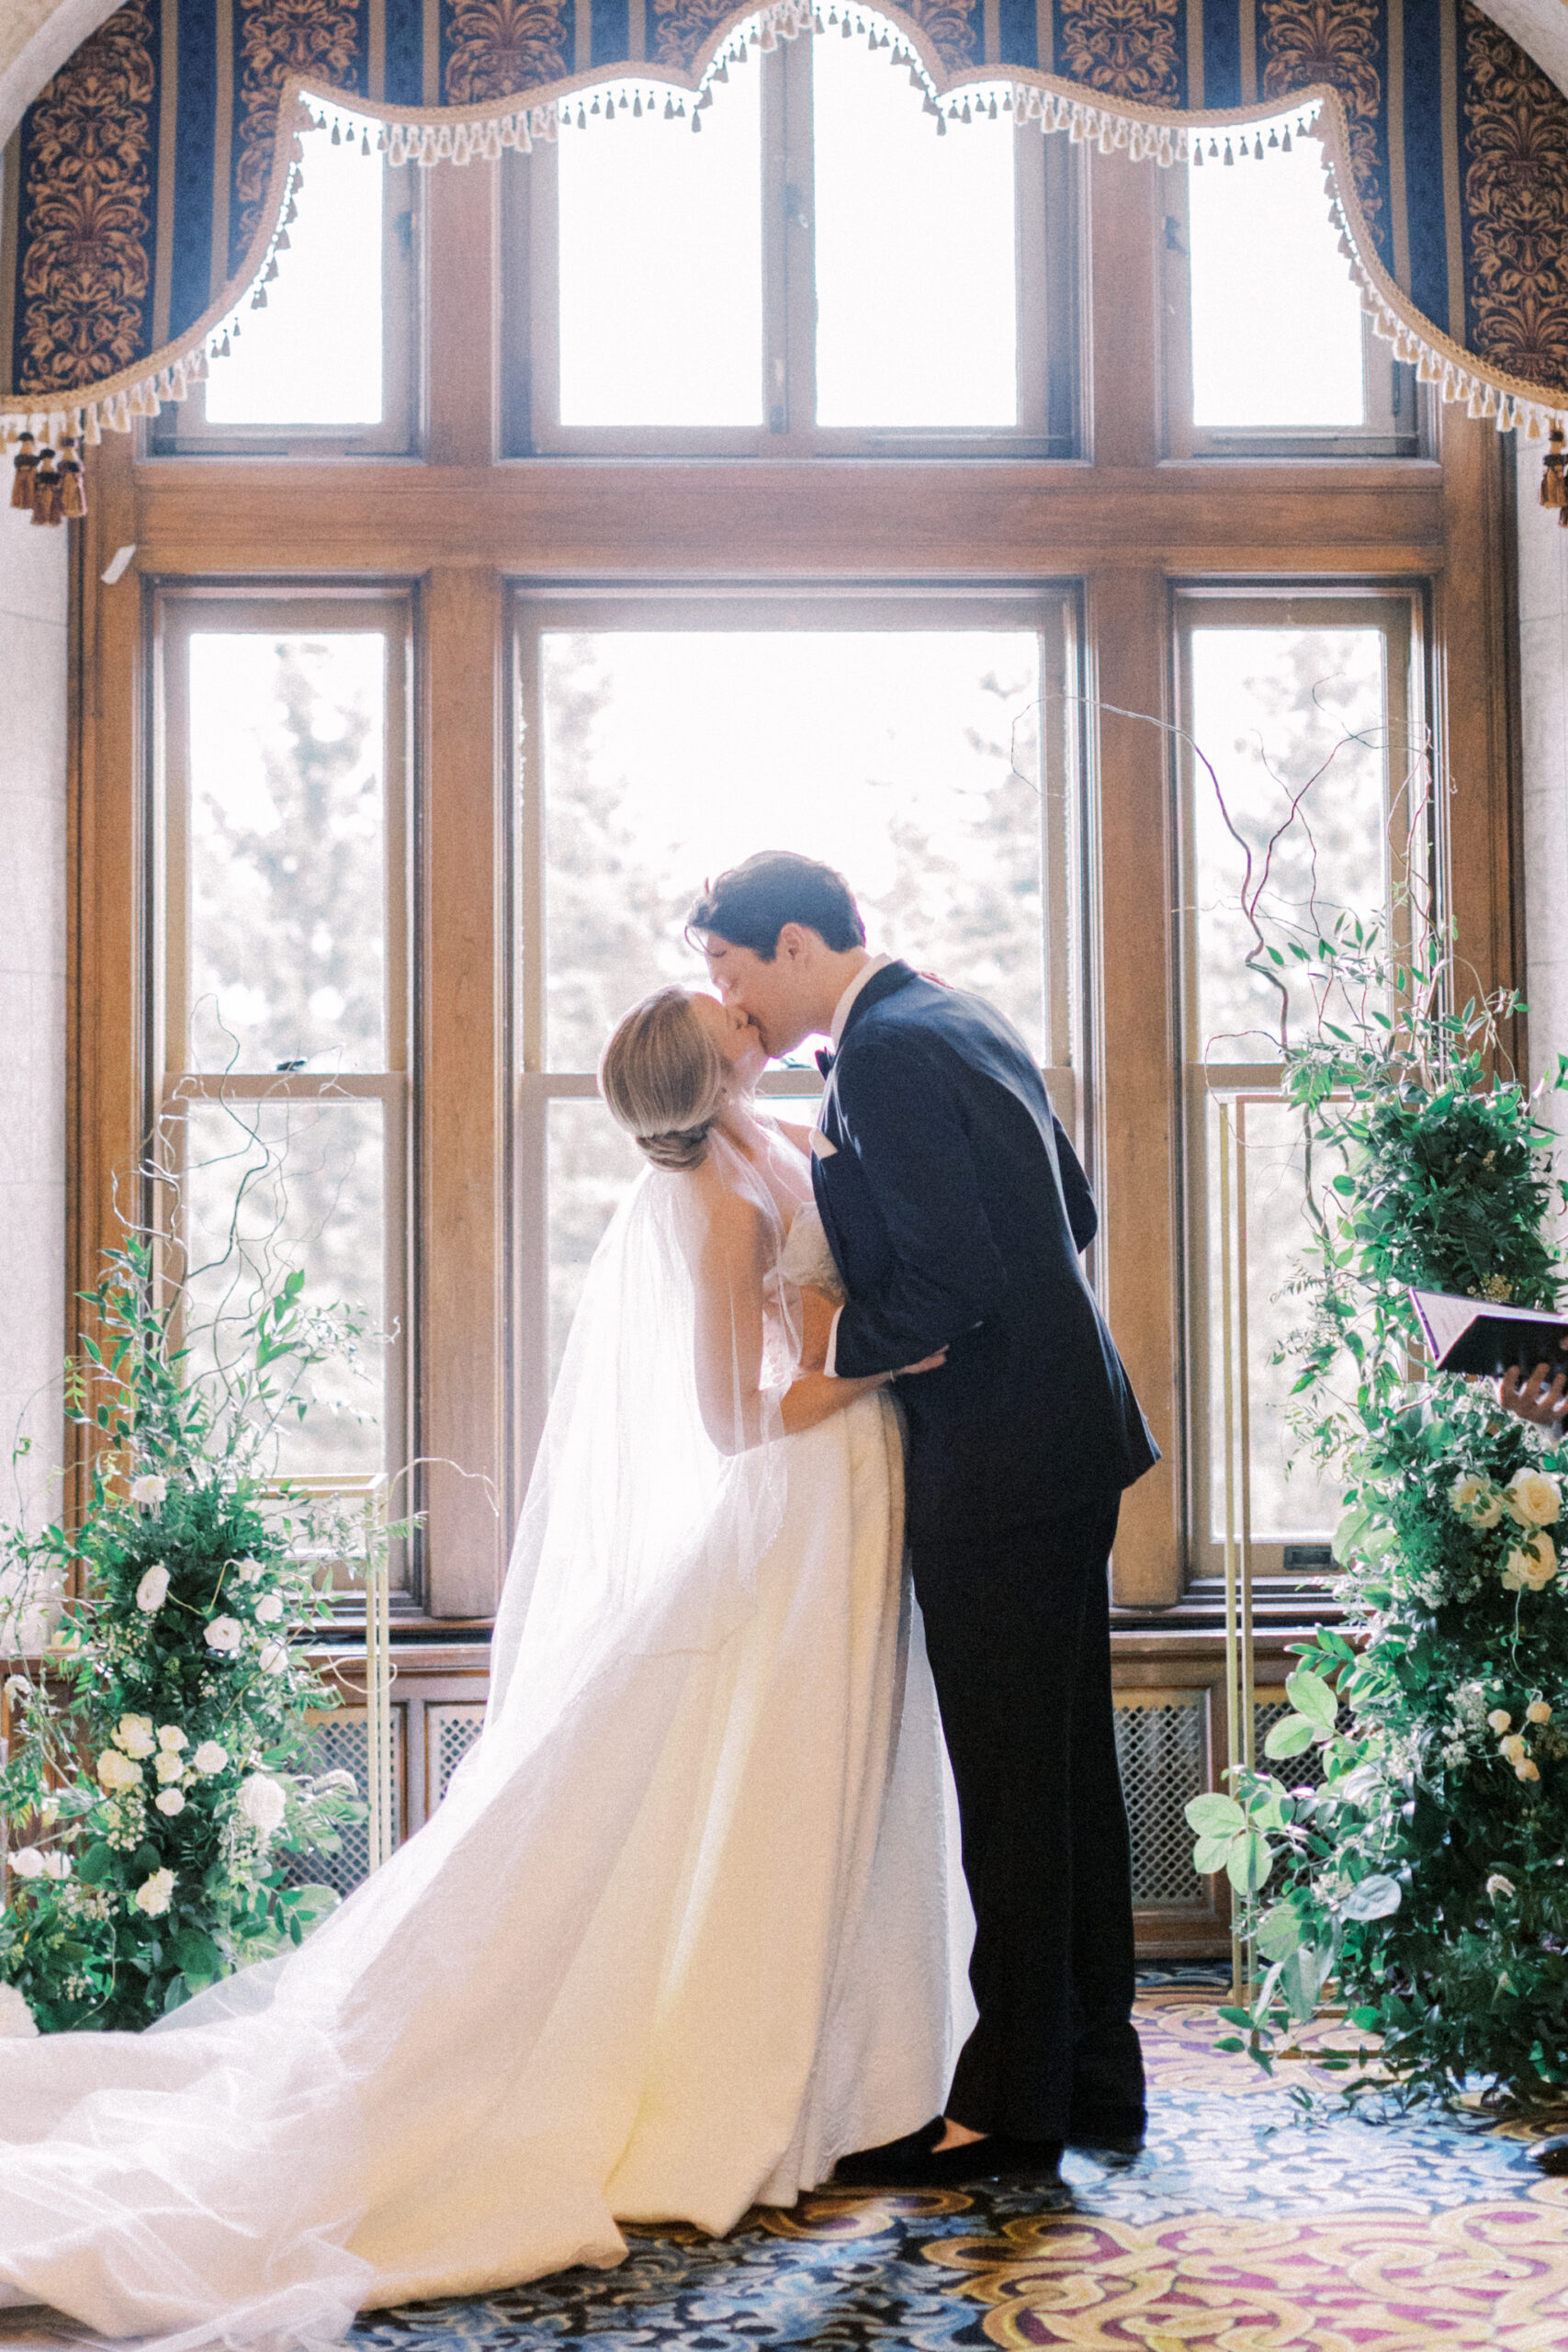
top-left (1500, 1358), bottom-right (1568, 1431)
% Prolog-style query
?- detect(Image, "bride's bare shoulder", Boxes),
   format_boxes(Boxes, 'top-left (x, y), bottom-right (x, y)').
top-left (685, 1157), bottom-right (772, 1261)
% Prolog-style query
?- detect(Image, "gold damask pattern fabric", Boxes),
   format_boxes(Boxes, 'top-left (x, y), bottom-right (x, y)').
top-left (233, 0), bottom-right (365, 267)
top-left (14, 0), bottom-right (156, 392)
top-left (651, 0), bottom-right (752, 74)
top-left (1260, 0), bottom-right (1386, 263)
top-left (893, 0), bottom-right (978, 70)
top-left (1055, 0), bottom-right (1181, 106)
top-left (1461, 3), bottom-right (1568, 391)
top-left (445, 0), bottom-right (570, 102)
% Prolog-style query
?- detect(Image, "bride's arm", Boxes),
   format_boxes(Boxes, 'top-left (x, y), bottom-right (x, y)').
top-left (692, 1186), bottom-right (887, 1454)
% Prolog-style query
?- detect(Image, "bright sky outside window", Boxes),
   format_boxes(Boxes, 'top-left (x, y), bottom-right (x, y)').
top-left (205, 128), bottom-right (384, 424)
top-left (813, 33), bottom-right (1016, 426)
top-left (556, 70), bottom-right (763, 425)
top-left (1187, 126), bottom-right (1366, 428)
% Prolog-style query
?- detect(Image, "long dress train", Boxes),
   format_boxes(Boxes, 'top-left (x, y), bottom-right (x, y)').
top-left (0, 1138), bottom-right (959, 2349)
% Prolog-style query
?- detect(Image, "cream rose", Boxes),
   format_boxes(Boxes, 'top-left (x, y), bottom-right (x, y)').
top-left (1450, 1473), bottom-right (1505, 1528)
top-left (134, 1563), bottom-right (170, 1612)
top-left (40, 1850), bottom-right (71, 1880)
top-left (257, 1639), bottom-right (289, 1676)
top-left (1488, 1708), bottom-right (1513, 1735)
top-left (157, 1724), bottom-right (187, 1751)
top-left (6, 1846), bottom-right (44, 1880)
top-left (129, 1473), bottom-right (168, 1508)
top-left (1503, 1532), bottom-right (1559, 1593)
top-left (153, 1751), bottom-right (185, 1784)
top-left (1528, 1699), bottom-right (1554, 1725)
top-left (114, 1713), bottom-right (156, 1758)
top-left (154, 1787), bottom-right (186, 1816)
top-left (237, 1773), bottom-right (288, 1836)
top-left (254, 1592), bottom-right (284, 1625)
top-left (1517, 1759), bottom-right (1542, 1783)
top-left (96, 1747), bottom-right (141, 1792)
top-left (204, 1615), bottom-right (243, 1655)
top-left (231, 1557), bottom-right (265, 1586)
top-left (191, 1740), bottom-right (228, 1776)
top-left (1506, 1467), bottom-right (1562, 1528)
top-left (1501, 1733), bottom-right (1529, 1763)
top-left (132, 1868), bottom-right (175, 1917)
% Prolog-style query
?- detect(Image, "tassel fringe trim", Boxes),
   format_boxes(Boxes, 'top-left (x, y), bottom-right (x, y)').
top-left (4, 1), bottom-right (1566, 458)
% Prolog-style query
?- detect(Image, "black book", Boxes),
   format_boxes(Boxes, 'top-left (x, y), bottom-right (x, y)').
top-left (1409, 1288), bottom-right (1568, 1378)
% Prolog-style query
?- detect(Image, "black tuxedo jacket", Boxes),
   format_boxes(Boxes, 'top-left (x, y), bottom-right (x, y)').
top-left (811, 961), bottom-right (1159, 1546)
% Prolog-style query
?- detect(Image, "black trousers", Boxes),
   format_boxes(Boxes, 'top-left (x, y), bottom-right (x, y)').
top-left (912, 1496), bottom-right (1144, 2140)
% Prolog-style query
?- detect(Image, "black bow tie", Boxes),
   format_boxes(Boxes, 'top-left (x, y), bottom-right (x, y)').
top-left (815, 1046), bottom-right (835, 1078)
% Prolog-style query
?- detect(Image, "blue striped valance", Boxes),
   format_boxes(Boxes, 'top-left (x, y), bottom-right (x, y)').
top-left (4, 0), bottom-right (1568, 445)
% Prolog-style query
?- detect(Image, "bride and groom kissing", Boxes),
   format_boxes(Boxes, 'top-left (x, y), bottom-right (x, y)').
top-left (0, 852), bottom-right (1159, 2348)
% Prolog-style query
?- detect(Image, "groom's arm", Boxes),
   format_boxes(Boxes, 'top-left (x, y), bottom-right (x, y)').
top-left (828, 1038), bottom-right (1010, 1381)
top-left (1055, 1115), bottom-right (1097, 1255)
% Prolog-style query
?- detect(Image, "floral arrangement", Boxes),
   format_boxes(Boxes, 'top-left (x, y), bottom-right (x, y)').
top-left (0, 1233), bottom-right (389, 2033)
top-left (1189, 921), bottom-right (1568, 2109)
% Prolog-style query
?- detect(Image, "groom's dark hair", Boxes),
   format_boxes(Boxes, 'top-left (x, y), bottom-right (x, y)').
top-left (687, 853), bottom-right (865, 959)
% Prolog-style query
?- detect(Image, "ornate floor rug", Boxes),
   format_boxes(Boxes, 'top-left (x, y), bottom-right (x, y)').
top-left (3, 1978), bottom-right (1566, 2350)
top-left (352, 1979), bottom-right (1568, 2352)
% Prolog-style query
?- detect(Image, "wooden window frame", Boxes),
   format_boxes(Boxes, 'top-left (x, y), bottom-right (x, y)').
top-left (1157, 153), bottom-right (1423, 462)
top-left (501, 40), bottom-right (1079, 459)
top-left (147, 163), bottom-right (423, 459)
top-left (64, 142), bottom-right (1519, 1623)
top-left (151, 583), bottom-right (419, 1600)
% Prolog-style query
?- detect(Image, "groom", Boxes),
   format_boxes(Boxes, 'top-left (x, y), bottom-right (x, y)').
top-left (690, 852), bottom-right (1159, 2192)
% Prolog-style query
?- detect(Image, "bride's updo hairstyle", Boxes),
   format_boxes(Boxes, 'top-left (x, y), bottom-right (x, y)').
top-left (599, 987), bottom-right (726, 1172)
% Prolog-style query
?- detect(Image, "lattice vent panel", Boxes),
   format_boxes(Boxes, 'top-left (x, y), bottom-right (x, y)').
top-left (285, 1709), bottom-right (404, 1900)
top-left (1114, 1695), bottom-right (1206, 1906)
top-left (429, 1704), bottom-right (486, 1806)
top-left (1254, 1698), bottom-right (1341, 1790)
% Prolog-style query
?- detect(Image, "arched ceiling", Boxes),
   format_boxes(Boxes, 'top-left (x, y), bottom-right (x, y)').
top-left (4, 0), bottom-right (1568, 169)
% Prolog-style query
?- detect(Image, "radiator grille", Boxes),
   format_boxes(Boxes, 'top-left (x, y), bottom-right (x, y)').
top-left (286, 1710), bottom-right (403, 1898)
top-left (1114, 1696), bottom-right (1206, 1905)
top-left (1254, 1697), bottom-right (1337, 1789)
top-left (430, 1704), bottom-right (485, 1804)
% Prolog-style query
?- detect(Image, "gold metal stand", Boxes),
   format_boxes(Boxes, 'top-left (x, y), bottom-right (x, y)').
top-left (364, 1547), bottom-right (395, 1872)
top-left (1218, 1102), bottom-right (1257, 2004)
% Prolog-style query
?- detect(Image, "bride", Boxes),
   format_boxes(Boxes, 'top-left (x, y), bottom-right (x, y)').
top-left (0, 986), bottom-right (963, 2351)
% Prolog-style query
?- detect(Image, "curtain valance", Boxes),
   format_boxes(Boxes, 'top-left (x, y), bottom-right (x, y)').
top-left (5, 0), bottom-right (1568, 454)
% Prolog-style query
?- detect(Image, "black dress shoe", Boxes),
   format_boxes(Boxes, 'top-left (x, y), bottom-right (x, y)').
top-left (1066, 2109), bottom-right (1146, 2165)
top-left (835, 2124), bottom-right (1070, 2196)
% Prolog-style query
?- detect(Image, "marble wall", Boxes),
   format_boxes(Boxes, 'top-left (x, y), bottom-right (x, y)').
top-left (0, 523), bottom-right (68, 1563)
top-left (1519, 435), bottom-right (1568, 1137)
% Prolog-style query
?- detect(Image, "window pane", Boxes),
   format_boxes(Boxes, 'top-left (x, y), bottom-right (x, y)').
top-left (186, 633), bottom-right (387, 1074)
top-left (1188, 625), bottom-right (1391, 1062)
top-left (1206, 1092), bottom-right (1346, 1544)
top-left (556, 72), bottom-right (762, 425)
top-left (1188, 130), bottom-right (1364, 428)
top-left (814, 35), bottom-right (1015, 426)
top-left (547, 1101), bottom-right (647, 1387)
top-left (205, 131), bottom-right (384, 425)
top-left (540, 627), bottom-right (1049, 1070)
top-left (178, 1098), bottom-right (386, 1477)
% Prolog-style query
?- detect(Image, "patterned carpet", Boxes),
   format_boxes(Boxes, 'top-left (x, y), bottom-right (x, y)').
top-left (4, 1978), bottom-right (1566, 2349)
top-left (354, 1978), bottom-right (1568, 2352)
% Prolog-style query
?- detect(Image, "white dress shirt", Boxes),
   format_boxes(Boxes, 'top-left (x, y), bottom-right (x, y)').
top-left (818, 955), bottom-right (892, 1376)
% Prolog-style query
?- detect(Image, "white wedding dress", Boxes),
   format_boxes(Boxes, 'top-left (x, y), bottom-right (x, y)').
top-left (0, 1129), bottom-right (964, 2351)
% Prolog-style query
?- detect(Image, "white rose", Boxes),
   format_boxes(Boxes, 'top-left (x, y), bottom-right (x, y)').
top-left (257, 1640), bottom-right (289, 1676)
top-left (130, 1474), bottom-right (168, 1507)
top-left (1488, 1709), bottom-right (1513, 1735)
top-left (253, 1592), bottom-right (284, 1625)
top-left (1527, 1700), bottom-right (1553, 1724)
top-left (232, 1556), bottom-right (265, 1586)
top-left (236, 1773), bottom-right (288, 1836)
top-left (1486, 1873), bottom-right (1516, 1898)
top-left (1506, 1467), bottom-right (1562, 1528)
top-left (114, 1713), bottom-right (156, 1758)
top-left (154, 1787), bottom-right (186, 1817)
top-left (4, 1676), bottom-right (31, 1702)
top-left (1517, 1759), bottom-right (1542, 1782)
top-left (132, 1867), bottom-right (175, 1917)
top-left (157, 1724), bottom-right (187, 1752)
top-left (40, 1851), bottom-right (71, 1881)
top-left (6, 1847), bottom-right (44, 1880)
top-left (0, 1984), bottom-right (39, 2039)
top-left (1500, 1733), bottom-right (1529, 1763)
top-left (1450, 1473), bottom-right (1505, 1528)
top-left (96, 1747), bottom-right (141, 1792)
top-left (191, 1741), bottom-right (228, 1776)
top-left (1503, 1532), bottom-right (1559, 1593)
top-left (153, 1751), bottom-right (185, 1784)
top-left (135, 1563), bottom-right (170, 1612)
top-left (204, 1616), bottom-right (243, 1654)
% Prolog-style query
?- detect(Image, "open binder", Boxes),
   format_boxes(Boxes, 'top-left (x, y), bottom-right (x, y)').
top-left (1409, 1288), bottom-right (1568, 1379)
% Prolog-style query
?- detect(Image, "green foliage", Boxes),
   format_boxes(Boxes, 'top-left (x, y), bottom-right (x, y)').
top-left (0, 1235), bottom-right (397, 2032)
top-left (1189, 917), bottom-right (1568, 2109)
